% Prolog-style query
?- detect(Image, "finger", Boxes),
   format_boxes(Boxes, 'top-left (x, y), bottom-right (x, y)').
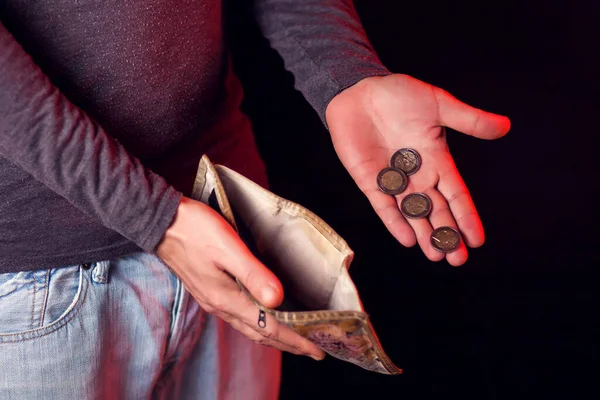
top-left (216, 311), bottom-right (314, 358)
top-left (236, 292), bottom-right (326, 360)
top-left (349, 157), bottom-right (417, 247)
top-left (395, 191), bottom-right (443, 262)
top-left (426, 189), bottom-right (468, 267)
top-left (434, 87), bottom-right (511, 140)
top-left (255, 313), bottom-right (326, 360)
top-left (210, 281), bottom-right (325, 360)
top-left (365, 188), bottom-right (417, 247)
top-left (436, 158), bottom-right (485, 248)
top-left (218, 235), bottom-right (284, 309)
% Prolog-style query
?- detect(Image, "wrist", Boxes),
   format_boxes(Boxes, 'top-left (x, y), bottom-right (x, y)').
top-left (156, 196), bottom-right (194, 255)
top-left (325, 75), bottom-right (386, 128)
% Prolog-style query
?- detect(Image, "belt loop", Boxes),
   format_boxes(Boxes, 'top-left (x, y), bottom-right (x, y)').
top-left (91, 260), bottom-right (110, 284)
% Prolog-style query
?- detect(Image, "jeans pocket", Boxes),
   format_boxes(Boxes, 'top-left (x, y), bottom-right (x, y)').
top-left (0, 265), bottom-right (84, 338)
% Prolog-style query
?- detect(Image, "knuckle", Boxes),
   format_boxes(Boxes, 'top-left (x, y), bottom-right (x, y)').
top-left (471, 111), bottom-right (483, 133)
top-left (201, 304), bottom-right (217, 314)
top-left (434, 86), bottom-right (450, 98)
top-left (232, 324), bottom-right (264, 344)
top-left (373, 202), bottom-right (393, 215)
top-left (429, 204), bottom-right (450, 220)
top-left (242, 269), bottom-right (258, 295)
top-left (455, 210), bottom-right (479, 226)
top-left (248, 331), bottom-right (266, 344)
top-left (447, 190), bottom-right (468, 204)
top-left (374, 204), bottom-right (402, 223)
top-left (261, 327), bottom-right (280, 341)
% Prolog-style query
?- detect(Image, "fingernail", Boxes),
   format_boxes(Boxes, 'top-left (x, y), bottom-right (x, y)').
top-left (262, 285), bottom-right (278, 304)
top-left (311, 354), bottom-right (324, 361)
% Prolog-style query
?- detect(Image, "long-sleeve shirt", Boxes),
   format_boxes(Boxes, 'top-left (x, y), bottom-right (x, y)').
top-left (0, 0), bottom-right (389, 273)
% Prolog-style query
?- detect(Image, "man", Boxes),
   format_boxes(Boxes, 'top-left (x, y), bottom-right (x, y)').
top-left (0, 0), bottom-right (510, 398)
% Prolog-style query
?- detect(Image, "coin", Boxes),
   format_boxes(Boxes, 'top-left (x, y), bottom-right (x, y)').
top-left (430, 227), bottom-right (461, 253)
top-left (377, 167), bottom-right (408, 195)
top-left (391, 148), bottom-right (422, 176)
top-left (400, 192), bottom-right (432, 219)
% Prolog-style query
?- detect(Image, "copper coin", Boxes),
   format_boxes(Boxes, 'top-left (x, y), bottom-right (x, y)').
top-left (430, 227), bottom-right (461, 253)
top-left (400, 192), bottom-right (432, 219)
top-left (391, 148), bottom-right (422, 176)
top-left (377, 167), bottom-right (408, 195)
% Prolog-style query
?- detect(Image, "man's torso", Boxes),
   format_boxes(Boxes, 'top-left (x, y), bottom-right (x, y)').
top-left (0, 0), bottom-right (262, 271)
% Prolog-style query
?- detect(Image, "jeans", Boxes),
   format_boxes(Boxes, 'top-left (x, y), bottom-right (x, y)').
top-left (0, 252), bottom-right (281, 399)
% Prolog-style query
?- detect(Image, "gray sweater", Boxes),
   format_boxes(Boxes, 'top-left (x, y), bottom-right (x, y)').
top-left (0, 0), bottom-right (389, 273)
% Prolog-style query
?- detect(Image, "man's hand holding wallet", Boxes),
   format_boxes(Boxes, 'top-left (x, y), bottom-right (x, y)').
top-left (156, 188), bottom-right (326, 362)
top-left (157, 156), bottom-right (402, 375)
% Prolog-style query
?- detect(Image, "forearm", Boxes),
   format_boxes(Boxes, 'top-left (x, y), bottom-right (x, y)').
top-left (0, 22), bottom-right (181, 252)
top-left (253, 0), bottom-right (390, 125)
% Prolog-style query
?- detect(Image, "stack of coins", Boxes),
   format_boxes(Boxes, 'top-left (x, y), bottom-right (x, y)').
top-left (377, 148), bottom-right (461, 253)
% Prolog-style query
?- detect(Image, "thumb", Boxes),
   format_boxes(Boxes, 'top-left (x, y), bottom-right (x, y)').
top-left (435, 87), bottom-right (511, 140)
top-left (228, 241), bottom-right (284, 309)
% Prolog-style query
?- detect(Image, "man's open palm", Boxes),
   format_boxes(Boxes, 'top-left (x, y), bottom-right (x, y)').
top-left (326, 74), bottom-right (511, 266)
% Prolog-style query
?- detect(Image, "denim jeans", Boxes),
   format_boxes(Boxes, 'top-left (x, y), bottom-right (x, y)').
top-left (0, 252), bottom-right (281, 399)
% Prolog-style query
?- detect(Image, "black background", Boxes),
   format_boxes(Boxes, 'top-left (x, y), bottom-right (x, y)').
top-left (227, 1), bottom-right (600, 398)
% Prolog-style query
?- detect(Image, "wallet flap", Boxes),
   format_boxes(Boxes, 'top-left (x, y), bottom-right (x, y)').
top-left (191, 155), bottom-right (237, 230)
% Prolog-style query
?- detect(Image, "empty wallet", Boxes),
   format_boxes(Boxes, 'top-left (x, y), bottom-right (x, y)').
top-left (190, 155), bottom-right (401, 375)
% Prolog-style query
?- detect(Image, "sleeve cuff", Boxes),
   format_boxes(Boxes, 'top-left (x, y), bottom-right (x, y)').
top-left (137, 188), bottom-right (183, 253)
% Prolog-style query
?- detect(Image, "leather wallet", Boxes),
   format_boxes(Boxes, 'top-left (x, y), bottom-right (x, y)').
top-left (190, 155), bottom-right (402, 375)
